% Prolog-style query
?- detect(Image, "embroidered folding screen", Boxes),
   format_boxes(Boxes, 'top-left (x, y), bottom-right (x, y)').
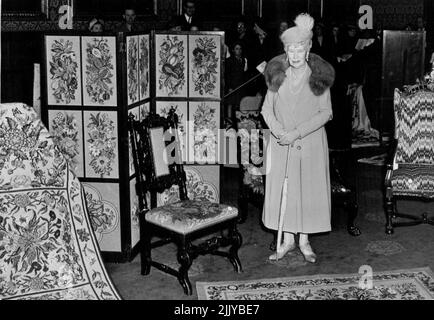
top-left (42, 32), bottom-right (150, 262)
top-left (151, 31), bottom-right (224, 207)
top-left (41, 31), bottom-right (225, 262)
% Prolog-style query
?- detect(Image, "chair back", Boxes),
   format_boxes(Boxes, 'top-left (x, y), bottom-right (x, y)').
top-left (129, 110), bottom-right (188, 211)
top-left (394, 88), bottom-right (434, 166)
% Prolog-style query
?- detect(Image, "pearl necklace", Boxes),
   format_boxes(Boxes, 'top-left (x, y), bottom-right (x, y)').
top-left (288, 64), bottom-right (307, 95)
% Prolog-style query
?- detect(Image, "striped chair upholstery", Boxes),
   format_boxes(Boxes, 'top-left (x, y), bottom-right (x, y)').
top-left (391, 89), bottom-right (434, 198)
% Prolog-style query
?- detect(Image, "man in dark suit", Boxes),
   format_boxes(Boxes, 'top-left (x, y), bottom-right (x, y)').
top-left (175, 0), bottom-right (201, 31)
top-left (311, 22), bottom-right (330, 62)
top-left (118, 6), bottom-right (137, 32)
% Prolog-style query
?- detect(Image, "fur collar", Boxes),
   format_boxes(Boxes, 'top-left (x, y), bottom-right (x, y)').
top-left (264, 53), bottom-right (335, 96)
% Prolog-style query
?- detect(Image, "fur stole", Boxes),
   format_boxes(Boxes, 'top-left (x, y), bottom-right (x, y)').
top-left (263, 53), bottom-right (335, 96)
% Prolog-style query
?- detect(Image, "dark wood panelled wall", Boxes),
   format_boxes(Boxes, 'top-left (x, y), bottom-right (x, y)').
top-left (0, 0), bottom-right (428, 104)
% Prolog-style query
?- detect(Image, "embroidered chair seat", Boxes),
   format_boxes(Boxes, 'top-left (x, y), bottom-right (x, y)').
top-left (391, 164), bottom-right (434, 198)
top-left (147, 200), bottom-right (238, 234)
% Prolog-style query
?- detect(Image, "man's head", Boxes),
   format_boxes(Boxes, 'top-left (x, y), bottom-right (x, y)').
top-left (232, 42), bottom-right (243, 58)
top-left (123, 8), bottom-right (136, 25)
top-left (332, 25), bottom-right (339, 37)
top-left (314, 23), bottom-right (324, 37)
top-left (184, 1), bottom-right (196, 17)
top-left (347, 25), bottom-right (357, 38)
top-left (279, 21), bottom-right (289, 35)
top-left (237, 21), bottom-right (247, 36)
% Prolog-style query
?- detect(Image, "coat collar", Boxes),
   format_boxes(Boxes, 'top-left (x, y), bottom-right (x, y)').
top-left (264, 53), bottom-right (335, 96)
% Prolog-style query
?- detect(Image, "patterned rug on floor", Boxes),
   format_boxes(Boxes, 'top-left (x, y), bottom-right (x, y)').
top-left (196, 267), bottom-right (434, 300)
top-left (0, 103), bottom-right (121, 300)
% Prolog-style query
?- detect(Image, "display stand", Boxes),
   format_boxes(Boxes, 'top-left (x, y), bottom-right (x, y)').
top-left (150, 31), bottom-right (225, 208)
top-left (41, 31), bottom-right (225, 262)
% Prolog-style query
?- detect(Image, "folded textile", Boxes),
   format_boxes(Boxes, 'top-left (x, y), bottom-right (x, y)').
top-left (0, 103), bottom-right (121, 300)
top-left (351, 85), bottom-right (379, 148)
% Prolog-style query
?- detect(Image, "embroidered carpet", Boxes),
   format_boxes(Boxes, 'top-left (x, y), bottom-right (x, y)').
top-left (0, 103), bottom-right (121, 300)
top-left (196, 267), bottom-right (434, 300)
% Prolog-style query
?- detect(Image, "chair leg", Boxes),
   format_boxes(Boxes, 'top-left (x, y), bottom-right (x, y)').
top-left (177, 239), bottom-right (193, 296)
top-left (345, 200), bottom-right (361, 237)
top-left (229, 223), bottom-right (243, 273)
top-left (393, 199), bottom-right (398, 219)
top-left (385, 190), bottom-right (394, 235)
top-left (140, 218), bottom-right (152, 276)
top-left (237, 188), bottom-right (248, 224)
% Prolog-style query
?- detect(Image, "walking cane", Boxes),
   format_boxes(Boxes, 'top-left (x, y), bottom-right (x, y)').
top-left (276, 144), bottom-right (291, 260)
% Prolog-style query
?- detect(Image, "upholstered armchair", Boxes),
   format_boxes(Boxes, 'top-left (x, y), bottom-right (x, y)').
top-left (385, 88), bottom-right (434, 234)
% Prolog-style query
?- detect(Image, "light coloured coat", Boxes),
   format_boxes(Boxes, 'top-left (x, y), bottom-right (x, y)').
top-left (261, 53), bottom-right (335, 234)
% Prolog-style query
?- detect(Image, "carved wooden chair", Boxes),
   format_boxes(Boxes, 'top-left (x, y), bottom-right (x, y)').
top-left (329, 149), bottom-right (361, 236)
top-left (385, 88), bottom-right (434, 234)
top-left (129, 110), bottom-right (242, 295)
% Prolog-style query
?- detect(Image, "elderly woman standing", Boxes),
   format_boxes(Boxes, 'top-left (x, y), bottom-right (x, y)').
top-left (261, 14), bottom-right (335, 263)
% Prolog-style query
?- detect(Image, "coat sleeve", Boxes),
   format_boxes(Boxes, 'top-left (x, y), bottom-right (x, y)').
top-left (296, 88), bottom-right (333, 139)
top-left (261, 90), bottom-right (286, 138)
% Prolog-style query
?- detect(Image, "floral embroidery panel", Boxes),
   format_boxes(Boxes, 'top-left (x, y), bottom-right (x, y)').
top-left (155, 34), bottom-right (188, 98)
top-left (0, 102), bottom-right (120, 300)
top-left (127, 36), bottom-right (139, 106)
top-left (82, 37), bottom-right (118, 107)
top-left (82, 183), bottom-right (121, 252)
top-left (48, 110), bottom-right (84, 178)
top-left (138, 35), bottom-right (150, 100)
top-left (189, 35), bottom-right (221, 99)
top-left (156, 101), bottom-right (188, 163)
top-left (0, 104), bottom-right (67, 192)
top-left (158, 166), bottom-right (220, 206)
top-left (84, 111), bottom-right (119, 179)
top-left (189, 101), bottom-right (220, 164)
top-left (45, 36), bottom-right (82, 106)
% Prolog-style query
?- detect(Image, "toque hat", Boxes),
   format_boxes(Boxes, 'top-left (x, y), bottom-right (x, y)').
top-left (280, 13), bottom-right (314, 46)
